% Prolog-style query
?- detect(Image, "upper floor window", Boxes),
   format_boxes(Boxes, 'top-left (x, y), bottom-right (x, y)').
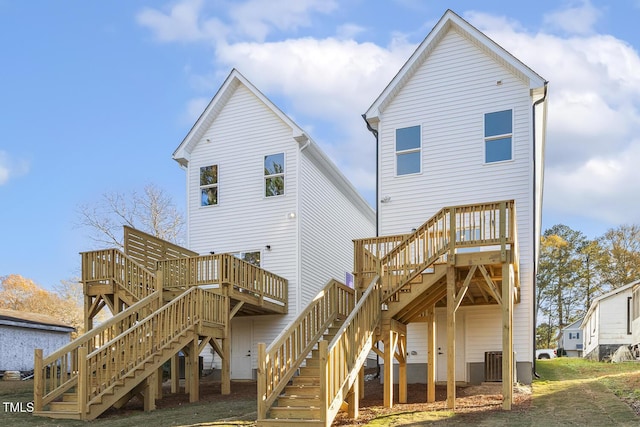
top-left (200, 165), bottom-right (218, 206)
top-left (234, 251), bottom-right (261, 267)
top-left (396, 125), bottom-right (421, 175)
top-left (484, 109), bottom-right (513, 163)
top-left (264, 153), bottom-right (285, 197)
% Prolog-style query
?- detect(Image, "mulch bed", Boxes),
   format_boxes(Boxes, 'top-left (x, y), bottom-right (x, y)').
top-left (100, 370), bottom-right (532, 425)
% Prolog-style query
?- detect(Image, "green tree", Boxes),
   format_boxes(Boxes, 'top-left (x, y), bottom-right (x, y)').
top-left (537, 225), bottom-right (586, 332)
top-left (598, 224), bottom-right (640, 289)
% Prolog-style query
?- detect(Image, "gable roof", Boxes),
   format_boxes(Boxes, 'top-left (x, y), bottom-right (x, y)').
top-left (0, 308), bottom-right (75, 332)
top-left (173, 68), bottom-right (307, 167)
top-left (561, 318), bottom-right (583, 331)
top-left (173, 68), bottom-right (374, 220)
top-left (364, 9), bottom-right (547, 124)
top-left (581, 280), bottom-right (639, 327)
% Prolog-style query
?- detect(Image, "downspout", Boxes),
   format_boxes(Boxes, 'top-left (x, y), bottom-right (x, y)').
top-left (362, 113), bottom-right (381, 378)
top-left (532, 82), bottom-right (548, 379)
top-left (361, 114), bottom-right (379, 237)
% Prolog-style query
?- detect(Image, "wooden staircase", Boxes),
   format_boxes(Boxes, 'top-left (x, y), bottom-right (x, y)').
top-left (257, 276), bottom-right (380, 427)
top-left (34, 226), bottom-right (289, 421)
top-left (34, 286), bottom-right (225, 420)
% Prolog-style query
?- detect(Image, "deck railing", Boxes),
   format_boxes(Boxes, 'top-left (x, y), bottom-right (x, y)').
top-left (257, 279), bottom-right (355, 420)
top-left (322, 275), bottom-right (381, 424)
top-left (81, 248), bottom-right (156, 301)
top-left (33, 292), bottom-right (162, 411)
top-left (354, 201), bottom-right (516, 302)
top-left (81, 287), bottom-right (224, 412)
top-left (158, 253), bottom-right (288, 307)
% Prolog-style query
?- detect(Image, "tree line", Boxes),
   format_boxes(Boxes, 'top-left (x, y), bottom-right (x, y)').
top-left (536, 224), bottom-right (640, 348)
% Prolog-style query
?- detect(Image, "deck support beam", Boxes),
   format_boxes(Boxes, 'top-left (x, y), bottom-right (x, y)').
top-left (446, 266), bottom-right (456, 410)
top-left (426, 304), bottom-right (436, 402)
top-left (187, 338), bottom-right (199, 402)
top-left (221, 337), bottom-right (231, 394)
top-left (502, 262), bottom-right (513, 410)
top-left (170, 353), bottom-right (179, 393)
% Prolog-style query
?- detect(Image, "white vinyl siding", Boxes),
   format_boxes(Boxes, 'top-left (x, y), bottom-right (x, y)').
top-left (187, 84), bottom-right (299, 370)
top-left (377, 28), bottom-right (535, 363)
top-left (299, 150), bottom-right (375, 308)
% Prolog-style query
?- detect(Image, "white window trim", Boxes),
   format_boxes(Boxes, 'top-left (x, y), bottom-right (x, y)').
top-left (264, 152), bottom-right (286, 198)
top-left (394, 125), bottom-right (422, 177)
top-left (483, 109), bottom-right (514, 165)
top-left (199, 164), bottom-right (219, 207)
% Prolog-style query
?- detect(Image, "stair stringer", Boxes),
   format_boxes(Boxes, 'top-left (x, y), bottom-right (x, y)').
top-left (84, 329), bottom-right (197, 420)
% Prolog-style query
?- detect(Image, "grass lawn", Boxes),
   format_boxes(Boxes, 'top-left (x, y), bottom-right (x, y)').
top-left (1, 358), bottom-right (638, 426)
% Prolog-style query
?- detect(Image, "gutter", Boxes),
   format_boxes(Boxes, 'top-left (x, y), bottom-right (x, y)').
top-left (532, 82), bottom-right (548, 378)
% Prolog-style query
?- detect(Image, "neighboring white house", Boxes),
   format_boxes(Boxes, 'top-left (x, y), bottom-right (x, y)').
top-left (558, 318), bottom-right (584, 357)
top-left (582, 281), bottom-right (637, 361)
top-left (363, 9), bottom-right (548, 384)
top-left (0, 309), bottom-right (75, 372)
top-left (173, 69), bottom-right (376, 379)
top-left (631, 282), bottom-right (640, 358)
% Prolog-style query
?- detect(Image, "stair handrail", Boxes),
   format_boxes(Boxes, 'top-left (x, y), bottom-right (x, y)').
top-left (158, 253), bottom-right (288, 307)
top-left (378, 200), bottom-right (515, 302)
top-left (257, 279), bottom-right (355, 420)
top-left (34, 291), bottom-right (162, 411)
top-left (321, 275), bottom-right (381, 424)
top-left (81, 248), bottom-right (157, 301)
top-left (80, 287), bottom-right (220, 410)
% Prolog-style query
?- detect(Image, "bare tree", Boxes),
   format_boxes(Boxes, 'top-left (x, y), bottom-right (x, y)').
top-left (76, 183), bottom-right (185, 249)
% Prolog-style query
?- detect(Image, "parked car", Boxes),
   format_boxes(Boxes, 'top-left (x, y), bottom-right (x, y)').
top-left (536, 349), bottom-right (557, 359)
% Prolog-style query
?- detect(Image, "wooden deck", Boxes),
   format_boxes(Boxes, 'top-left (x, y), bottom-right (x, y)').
top-left (34, 227), bottom-right (288, 420)
top-left (257, 200), bottom-right (520, 426)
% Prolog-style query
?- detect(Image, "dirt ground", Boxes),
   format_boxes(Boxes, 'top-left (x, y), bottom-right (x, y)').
top-left (100, 369), bottom-right (532, 424)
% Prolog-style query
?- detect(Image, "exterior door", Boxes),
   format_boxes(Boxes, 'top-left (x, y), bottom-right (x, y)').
top-left (231, 317), bottom-right (253, 379)
top-left (436, 312), bottom-right (466, 382)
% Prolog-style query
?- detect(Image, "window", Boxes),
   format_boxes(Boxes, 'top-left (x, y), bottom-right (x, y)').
top-left (395, 126), bottom-right (421, 175)
top-left (264, 153), bottom-right (285, 197)
top-left (200, 165), bottom-right (218, 206)
top-left (484, 109), bottom-right (513, 163)
top-left (569, 332), bottom-right (580, 340)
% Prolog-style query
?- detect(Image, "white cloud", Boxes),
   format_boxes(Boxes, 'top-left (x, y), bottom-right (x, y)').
top-left (137, 0), bottom-right (226, 42)
top-left (0, 151), bottom-right (29, 185)
top-left (543, 0), bottom-right (600, 35)
top-left (229, 0), bottom-right (337, 41)
top-left (139, 1), bottom-right (640, 225)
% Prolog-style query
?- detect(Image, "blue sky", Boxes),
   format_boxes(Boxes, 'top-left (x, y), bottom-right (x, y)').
top-left (2, 0), bottom-right (640, 290)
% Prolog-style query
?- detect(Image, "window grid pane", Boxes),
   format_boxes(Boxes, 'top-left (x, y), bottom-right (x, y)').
top-left (396, 126), bottom-right (421, 151)
top-left (485, 137), bottom-right (512, 163)
top-left (397, 152), bottom-right (421, 175)
top-left (485, 110), bottom-right (512, 137)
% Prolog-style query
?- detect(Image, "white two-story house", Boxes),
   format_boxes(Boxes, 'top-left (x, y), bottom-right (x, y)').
top-left (363, 9), bottom-right (548, 385)
top-left (173, 69), bottom-right (375, 379)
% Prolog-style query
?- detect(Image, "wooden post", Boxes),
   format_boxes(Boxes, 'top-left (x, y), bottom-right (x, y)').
top-left (449, 207), bottom-right (456, 265)
top-left (221, 337), bottom-right (231, 395)
top-left (84, 294), bottom-right (93, 331)
top-left (359, 366), bottom-right (365, 399)
top-left (257, 343), bottom-right (266, 420)
top-left (34, 349), bottom-right (43, 412)
top-left (426, 305), bottom-right (436, 403)
top-left (319, 340), bottom-right (328, 426)
top-left (77, 346), bottom-right (88, 418)
top-left (156, 366), bottom-right (163, 399)
top-left (144, 371), bottom-right (157, 411)
top-left (383, 330), bottom-right (396, 408)
top-left (398, 333), bottom-right (407, 404)
top-left (347, 376), bottom-right (359, 418)
top-left (502, 262), bottom-right (513, 409)
top-left (446, 266), bottom-right (456, 410)
top-left (170, 353), bottom-right (179, 393)
top-left (188, 339), bottom-right (199, 402)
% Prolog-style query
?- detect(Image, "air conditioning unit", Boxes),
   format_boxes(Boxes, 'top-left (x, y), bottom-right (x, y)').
top-left (484, 351), bottom-right (502, 382)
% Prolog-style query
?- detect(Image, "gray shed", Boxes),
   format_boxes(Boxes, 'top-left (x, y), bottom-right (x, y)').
top-left (0, 309), bottom-right (75, 372)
